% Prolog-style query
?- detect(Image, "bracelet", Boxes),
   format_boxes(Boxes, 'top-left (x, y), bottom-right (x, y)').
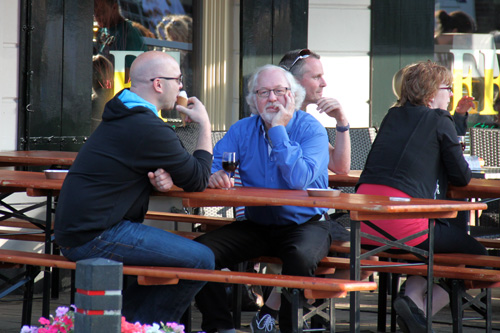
top-left (336, 123), bottom-right (350, 132)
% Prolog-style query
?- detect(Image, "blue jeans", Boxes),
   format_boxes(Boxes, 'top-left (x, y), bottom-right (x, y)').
top-left (61, 220), bottom-right (215, 324)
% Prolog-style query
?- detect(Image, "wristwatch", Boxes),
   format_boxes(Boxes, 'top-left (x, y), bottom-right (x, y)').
top-left (336, 123), bottom-right (350, 132)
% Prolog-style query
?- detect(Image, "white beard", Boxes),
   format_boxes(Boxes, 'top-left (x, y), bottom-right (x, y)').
top-left (259, 102), bottom-right (280, 125)
top-left (260, 111), bottom-right (276, 125)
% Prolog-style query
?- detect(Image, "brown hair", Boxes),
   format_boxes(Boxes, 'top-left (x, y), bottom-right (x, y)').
top-left (398, 61), bottom-right (452, 107)
top-left (156, 15), bottom-right (192, 43)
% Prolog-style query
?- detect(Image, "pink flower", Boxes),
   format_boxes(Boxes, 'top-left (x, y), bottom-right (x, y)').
top-left (38, 318), bottom-right (50, 326)
top-left (23, 307), bottom-right (184, 333)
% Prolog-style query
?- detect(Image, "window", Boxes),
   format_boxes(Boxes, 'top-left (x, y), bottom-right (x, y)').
top-left (92, 0), bottom-right (193, 131)
top-left (434, 0), bottom-right (500, 129)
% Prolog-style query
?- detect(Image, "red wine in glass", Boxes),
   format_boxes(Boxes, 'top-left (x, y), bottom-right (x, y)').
top-left (223, 161), bottom-right (238, 173)
top-left (222, 152), bottom-right (237, 188)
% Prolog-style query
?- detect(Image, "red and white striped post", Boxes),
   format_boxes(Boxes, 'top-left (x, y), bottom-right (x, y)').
top-left (74, 258), bottom-right (122, 332)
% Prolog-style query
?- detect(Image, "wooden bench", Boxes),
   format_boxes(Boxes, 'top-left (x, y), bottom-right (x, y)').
top-left (0, 248), bottom-right (376, 332)
top-left (0, 211), bottom-right (232, 243)
top-left (0, 218), bottom-right (48, 242)
top-left (328, 241), bottom-right (500, 332)
top-left (145, 216), bottom-right (500, 332)
top-left (162, 229), bottom-right (500, 332)
top-left (7, 211), bottom-right (499, 331)
top-left (144, 211), bottom-right (235, 228)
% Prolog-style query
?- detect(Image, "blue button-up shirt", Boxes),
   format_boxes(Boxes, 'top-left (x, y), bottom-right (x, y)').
top-left (213, 110), bottom-right (329, 226)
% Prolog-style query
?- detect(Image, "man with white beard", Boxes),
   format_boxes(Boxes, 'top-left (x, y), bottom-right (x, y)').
top-left (192, 64), bottom-right (332, 333)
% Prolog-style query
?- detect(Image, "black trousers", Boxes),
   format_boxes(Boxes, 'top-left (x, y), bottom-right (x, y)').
top-left (416, 219), bottom-right (487, 255)
top-left (194, 218), bottom-right (331, 333)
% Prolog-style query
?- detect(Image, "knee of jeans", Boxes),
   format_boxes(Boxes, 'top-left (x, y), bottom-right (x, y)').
top-left (197, 249), bottom-right (215, 270)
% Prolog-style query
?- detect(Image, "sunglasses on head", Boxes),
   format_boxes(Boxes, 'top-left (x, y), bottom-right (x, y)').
top-left (281, 49), bottom-right (312, 71)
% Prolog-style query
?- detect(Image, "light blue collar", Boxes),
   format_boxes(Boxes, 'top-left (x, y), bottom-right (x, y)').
top-left (118, 89), bottom-right (159, 117)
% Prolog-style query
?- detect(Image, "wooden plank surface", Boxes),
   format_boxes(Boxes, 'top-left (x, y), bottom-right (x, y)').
top-left (0, 169), bottom-right (488, 216)
top-left (0, 150), bottom-right (77, 167)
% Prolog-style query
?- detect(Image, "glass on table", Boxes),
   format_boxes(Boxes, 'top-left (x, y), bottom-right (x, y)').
top-left (458, 136), bottom-right (466, 152)
top-left (222, 152), bottom-right (238, 189)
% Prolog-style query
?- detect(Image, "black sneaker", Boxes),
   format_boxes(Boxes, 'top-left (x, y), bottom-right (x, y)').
top-left (396, 315), bottom-right (410, 333)
top-left (250, 313), bottom-right (277, 333)
top-left (393, 296), bottom-right (434, 333)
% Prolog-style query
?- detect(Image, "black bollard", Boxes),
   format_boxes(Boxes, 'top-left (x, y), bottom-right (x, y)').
top-left (74, 258), bottom-right (123, 333)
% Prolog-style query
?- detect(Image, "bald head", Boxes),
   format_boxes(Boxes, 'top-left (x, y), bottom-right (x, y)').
top-left (130, 51), bottom-right (179, 85)
top-left (129, 51), bottom-right (182, 110)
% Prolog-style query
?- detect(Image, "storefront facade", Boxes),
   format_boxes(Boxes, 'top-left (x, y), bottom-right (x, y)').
top-left (1, 0), bottom-right (499, 152)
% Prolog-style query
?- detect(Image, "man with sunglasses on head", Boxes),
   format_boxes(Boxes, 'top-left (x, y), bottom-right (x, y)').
top-left (191, 64), bottom-right (331, 333)
top-left (280, 49), bottom-right (351, 174)
top-left (55, 51), bottom-right (215, 325)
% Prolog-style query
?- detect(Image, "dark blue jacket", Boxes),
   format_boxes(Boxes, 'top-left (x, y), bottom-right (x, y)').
top-left (55, 90), bottom-right (212, 247)
top-left (357, 102), bottom-right (471, 199)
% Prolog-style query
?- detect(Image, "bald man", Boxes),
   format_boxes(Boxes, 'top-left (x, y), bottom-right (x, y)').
top-left (54, 51), bottom-right (214, 324)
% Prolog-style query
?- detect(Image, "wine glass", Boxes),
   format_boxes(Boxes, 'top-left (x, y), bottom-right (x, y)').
top-left (222, 152), bottom-right (237, 189)
top-left (458, 136), bottom-right (466, 152)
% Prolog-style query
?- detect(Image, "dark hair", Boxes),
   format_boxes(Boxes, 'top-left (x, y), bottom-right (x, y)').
top-left (278, 49), bottom-right (320, 77)
top-left (435, 10), bottom-right (476, 35)
top-left (95, 0), bottom-right (117, 7)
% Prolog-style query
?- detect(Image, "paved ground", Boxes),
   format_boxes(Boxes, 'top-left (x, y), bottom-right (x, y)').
top-left (1, 273), bottom-right (500, 332)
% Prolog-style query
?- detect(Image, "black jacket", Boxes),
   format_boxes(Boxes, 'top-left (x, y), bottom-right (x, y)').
top-left (357, 102), bottom-right (471, 199)
top-left (55, 90), bottom-right (212, 247)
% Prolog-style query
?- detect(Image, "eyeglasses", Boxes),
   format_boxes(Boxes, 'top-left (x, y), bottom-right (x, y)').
top-left (439, 86), bottom-right (453, 92)
top-left (150, 75), bottom-right (183, 85)
top-left (255, 87), bottom-right (290, 98)
top-left (281, 49), bottom-right (312, 71)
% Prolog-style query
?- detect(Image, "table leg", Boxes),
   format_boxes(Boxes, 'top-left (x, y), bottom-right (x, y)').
top-left (42, 193), bottom-right (53, 318)
top-left (350, 220), bottom-right (361, 333)
top-left (426, 219), bottom-right (434, 333)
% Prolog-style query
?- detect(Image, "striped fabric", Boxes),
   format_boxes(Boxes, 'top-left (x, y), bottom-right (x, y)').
top-left (233, 168), bottom-right (246, 220)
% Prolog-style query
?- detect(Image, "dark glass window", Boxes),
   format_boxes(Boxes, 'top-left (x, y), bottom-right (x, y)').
top-left (434, 1), bottom-right (500, 129)
top-left (92, 0), bottom-right (193, 131)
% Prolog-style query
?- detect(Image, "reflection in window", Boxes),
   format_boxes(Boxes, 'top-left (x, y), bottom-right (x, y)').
top-left (91, 0), bottom-right (194, 130)
top-left (434, 2), bottom-right (500, 129)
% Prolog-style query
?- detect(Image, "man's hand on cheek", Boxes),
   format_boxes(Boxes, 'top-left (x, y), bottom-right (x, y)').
top-left (272, 93), bottom-right (294, 127)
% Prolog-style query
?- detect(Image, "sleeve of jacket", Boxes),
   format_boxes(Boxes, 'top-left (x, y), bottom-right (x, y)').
top-left (452, 112), bottom-right (468, 136)
top-left (438, 114), bottom-right (471, 186)
top-left (135, 122), bottom-right (213, 192)
top-left (267, 120), bottom-right (329, 189)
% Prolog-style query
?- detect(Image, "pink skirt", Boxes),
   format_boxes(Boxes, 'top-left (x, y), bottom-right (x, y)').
top-left (356, 183), bottom-right (428, 247)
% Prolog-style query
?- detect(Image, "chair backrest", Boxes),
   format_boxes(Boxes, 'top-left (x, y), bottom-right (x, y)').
top-left (175, 127), bottom-right (228, 155)
top-left (326, 127), bottom-right (377, 170)
top-left (211, 131), bottom-right (227, 148)
top-left (470, 127), bottom-right (500, 167)
top-left (205, 130), bottom-right (233, 218)
top-left (174, 124), bottom-right (199, 155)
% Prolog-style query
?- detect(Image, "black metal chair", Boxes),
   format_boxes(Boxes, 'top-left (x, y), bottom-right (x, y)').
top-left (470, 127), bottom-right (500, 167)
top-left (469, 127), bottom-right (500, 238)
top-left (327, 127), bottom-right (377, 226)
top-left (326, 127), bottom-right (377, 171)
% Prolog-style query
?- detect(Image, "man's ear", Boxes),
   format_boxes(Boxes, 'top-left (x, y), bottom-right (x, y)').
top-left (151, 80), bottom-right (163, 93)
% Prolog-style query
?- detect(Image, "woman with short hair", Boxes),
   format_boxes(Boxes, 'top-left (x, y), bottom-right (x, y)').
top-left (356, 61), bottom-right (486, 333)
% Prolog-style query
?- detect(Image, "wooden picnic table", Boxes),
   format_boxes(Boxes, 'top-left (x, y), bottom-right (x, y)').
top-left (160, 184), bottom-right (485, 333)
top-left (329, 170), bottom-right (500, 200)
top-left (0, 150), bottom-right (77, 167)
top-left (0, 169), bottom-right (488, 333)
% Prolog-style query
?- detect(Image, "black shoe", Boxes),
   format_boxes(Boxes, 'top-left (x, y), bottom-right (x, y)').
top-left (396, 315), bottom-right (410, 333)
top-left (393, 296), bottom-right (434, 333)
